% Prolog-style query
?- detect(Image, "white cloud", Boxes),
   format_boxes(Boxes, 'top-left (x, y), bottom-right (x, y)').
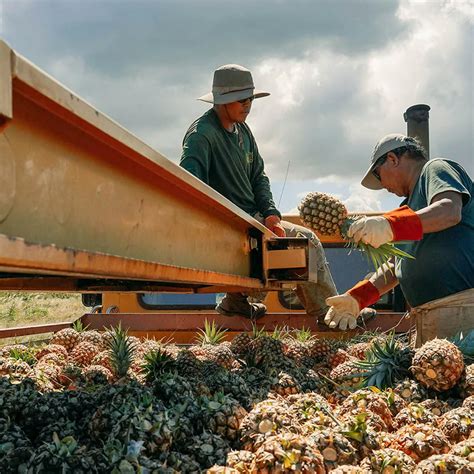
top-left (3, 0), bottom-right (472, 217)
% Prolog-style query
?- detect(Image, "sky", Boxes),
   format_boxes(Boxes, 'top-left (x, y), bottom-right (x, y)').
top-left (1, 0), bottom-right (473, 214)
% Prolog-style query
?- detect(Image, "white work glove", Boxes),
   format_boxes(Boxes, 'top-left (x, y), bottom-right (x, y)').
top-left (347, 216), bottom-right (393, 248)
top-left (324, 294), bottom-right (359, 330)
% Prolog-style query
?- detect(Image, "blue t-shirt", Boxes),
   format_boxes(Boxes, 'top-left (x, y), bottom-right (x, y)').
top-left (395, 159), bottom-right (474, 307)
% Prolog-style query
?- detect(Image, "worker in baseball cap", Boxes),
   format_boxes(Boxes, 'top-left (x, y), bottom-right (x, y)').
top-left (324, 133), bottom-right (474, 344)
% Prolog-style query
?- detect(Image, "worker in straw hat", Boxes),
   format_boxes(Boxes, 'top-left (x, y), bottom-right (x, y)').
top-left (324, 133), bottom-right (474, 345)
top-left (180, 64), bottom-right (340, 320)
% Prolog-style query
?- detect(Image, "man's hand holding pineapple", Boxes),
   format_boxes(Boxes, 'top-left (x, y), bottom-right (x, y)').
top-left (310, 133), bottom-right (473, 344)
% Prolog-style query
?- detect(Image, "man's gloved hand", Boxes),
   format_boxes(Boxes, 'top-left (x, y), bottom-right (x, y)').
top-left (347, 206), bottom-right (423, 248)
top-left (347, 216), bottom-right (393, 248)
top-left (324, 279), bottom-right (380, 331)
top-left (264, 215), bottom-right (286, 237)
top-left (324, 294), bottom-right (359, 330)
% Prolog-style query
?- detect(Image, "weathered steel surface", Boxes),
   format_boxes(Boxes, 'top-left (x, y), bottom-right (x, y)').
top-left (0, 322), bottom-right (71, 339)
top-left (80, 311), bottom-right (412, 341)
top-left (0, 40), bottom-right (310, 290)
top-left (0, 233), bottom-right (266, 289)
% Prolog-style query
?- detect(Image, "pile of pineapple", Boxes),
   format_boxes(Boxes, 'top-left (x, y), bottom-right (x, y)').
top-left (0, 320), bottom-right (473, 473)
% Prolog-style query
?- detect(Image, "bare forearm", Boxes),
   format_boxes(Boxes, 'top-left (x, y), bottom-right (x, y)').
top-left (417, 193), bottom-right (462, 233)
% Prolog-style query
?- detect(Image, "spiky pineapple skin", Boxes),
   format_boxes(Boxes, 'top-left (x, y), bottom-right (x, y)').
top-left (386, 423), bottom-right (450, 462)
top-left (414, 453), bottom-right (471, 473)
top-left (411, 339), bottom-right (464, 391)
top-left (298, 192), bottom-right (348, 236)
top-left (50, 328), bottom-right (80, 352)
top-left (459, 364), bottom-right (474, 398)
top-left (359, 448), bottom-right (416, 473)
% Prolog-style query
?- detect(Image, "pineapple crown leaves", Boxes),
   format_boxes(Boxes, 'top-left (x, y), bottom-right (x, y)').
top-left (142, 349), bottom-right (175, 381)
top-left (350, 334), bottom-right (412, 389)
top-left (251, 322), bottom-right (266, 340)
top-left (195, 319), bottom-right (228, 345)
top-left (290, 326), bottom-right (315, 343)
top-left (341, 413), bottom-right (369, 443)
top-left (72, 319), bottom-right (88, 333)
top-left (106, 322), bottom-right (138, 377)
top-left (8, 347), bottom-right (36, 366)
top-left (271, 325), bottom-right (289, 341)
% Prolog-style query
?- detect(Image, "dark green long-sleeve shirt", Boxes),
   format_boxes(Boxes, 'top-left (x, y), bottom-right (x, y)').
top-left (180, 109), bottom-right (281, 219)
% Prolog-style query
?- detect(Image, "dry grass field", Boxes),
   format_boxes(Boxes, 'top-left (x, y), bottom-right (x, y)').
top-left (0, 292), bottom-right (85, 345)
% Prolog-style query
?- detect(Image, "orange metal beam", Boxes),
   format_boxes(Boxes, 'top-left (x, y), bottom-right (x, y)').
top-left (0, 40), bottom-right (313, 292)
top-left (80, 311), bottom-right (413, 342)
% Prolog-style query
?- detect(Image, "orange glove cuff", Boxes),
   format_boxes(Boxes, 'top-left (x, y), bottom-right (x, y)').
top-left (383, 205), bottom-right (423, 242)
top-left (348, 280), bottom-right (380, 310)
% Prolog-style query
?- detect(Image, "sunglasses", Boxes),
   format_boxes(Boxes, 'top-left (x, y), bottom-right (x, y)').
top-left (372, 155), bottom-right (387, 181)
top-left (237, 96), bottom-right (255, 104)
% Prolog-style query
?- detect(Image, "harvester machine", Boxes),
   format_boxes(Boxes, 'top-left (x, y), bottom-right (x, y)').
top-left (0, 40), bottom-right (428, 343)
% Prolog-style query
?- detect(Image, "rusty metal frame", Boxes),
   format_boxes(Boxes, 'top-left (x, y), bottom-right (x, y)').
top-left (0, 311), bottom-right (412, 343)
top-left (0, 40), bottom-right (313, 293)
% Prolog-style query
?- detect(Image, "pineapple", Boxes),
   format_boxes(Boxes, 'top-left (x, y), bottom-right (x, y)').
top-left (58, 363), bottom-right (84, 388)
top-left (359, 448), bottom-right (416, 473)
top-left (298, 192), bottom-right (414, 271)
top-left (239, 397), bottom-right (296, 451)
top-left (90, 350), bottom-right (113, 372)
top-left (347, 341), bottom-right (373, 360)
top-left (83, 364), bottom-right (113, 384)
top-left (419, 398), bottom-right (451, 417)
top-left (38, 353), bottom-right (67, 368)
top-left (230, 332), bottom-right (253, 358)
top-left (411, 338), bottom-right (464, 392)
top-left (282, 327), bottom-right (314, 367)
top-left (414, 454), bottom-right (471, 473)
top-left (299, 191), bottom-right (348, 236)
top-left (69, 341), bottom-right (101, 367)
top-left (0, 344), bottom-right (28, 357)
top-left (329, 467), bottom-right (368, 474)
top-left (36, 344), bottom-right (68, 361)
top-left (338, 389), bottom-right (394, 431)
top-left (286, 392), bottom-right (336, 431)
top-left (141, 348), bottom-right (175, 384)
top-left (438, 407), bottom-right (473, 443)
top-left (393, 378), bottom-right (430, 404)
top-left (308, 337), bottom-right (335, 359)
top-left (270, 371), bottom-right (301, 396)
top-left (386, 423), bottom-right (450, 462)
top-left (199, 392), bottom-right (247, 442)
top-left (450, 437), bottom-right (474, 462)
top-left (250, 334), bottom-right (285, 369)
top-left (34, 361), bottom-right (61, 390)
top-left (225, 450), bottom-right (256, 473)
top-left (459, 364), bottom-right (474, 398)
top-left (175, 348), bottom-right (203, 378)
top-left (330, 360), bottom-right (365, 389)
top-left (309, 428), bottom-right (358, 470)
top-left (0, 358), bottom-right (33, 380)
top-left (185, 432), bottom-right (231, 469)
top-left (78, 329), bottom-right (103, 347)
top-left (338, 412), bottom-right (382, 460)
top-left (50, 320), bottom-right (84, 351)
top-left (462, 395), bottom-right (474, 410)
top-left (328, 349), bottom-right (355, 369)
top-left (253, 432), bottom-right (326, 473)
top-left (393, 403), bottom-right (438, 430)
